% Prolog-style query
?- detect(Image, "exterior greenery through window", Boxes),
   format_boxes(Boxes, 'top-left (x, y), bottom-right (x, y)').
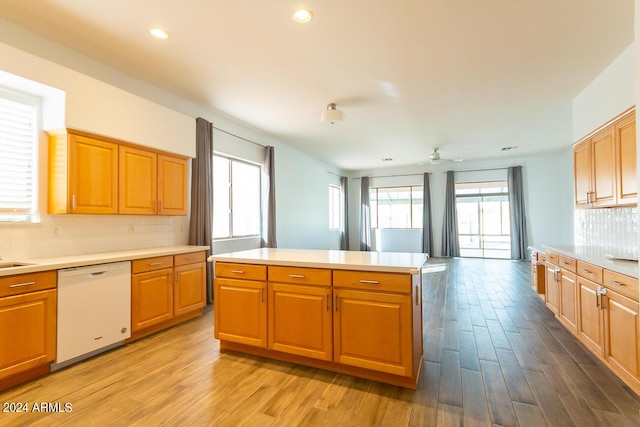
top-left (370, 186), bottom-right (423, 229)
top-left (455, 181), bottom-right (510, 259)
top-left (212, 154), bottom-right (261, 239)
top-left (0, 90), bottom-right (39, 222)
top-left (329, 185), bottom-right (340, 230)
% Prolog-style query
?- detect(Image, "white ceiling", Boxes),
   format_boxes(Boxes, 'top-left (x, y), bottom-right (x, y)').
top-left (0, 0), bottom-right (634, 171)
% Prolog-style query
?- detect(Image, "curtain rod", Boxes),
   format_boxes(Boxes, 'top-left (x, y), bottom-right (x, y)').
top-left (327, 171), bottom-right (343, 178)
top-left (443, 167), bottom-right (514, 173)
top-left (213, 126), bottom-right (266, 148)
top-left (353, 172), bottom-right (429, 179)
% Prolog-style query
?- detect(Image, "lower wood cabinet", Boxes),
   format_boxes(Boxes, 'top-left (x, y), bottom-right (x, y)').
top-left (545, 263), bottom-right (560, 316)
top-left (268, 282), bottom-right (332, 360)
top-left (577, 276), bottom-right (605, 356)
top-left (558, 269), bottom-right (578, 334)
top-left (603, 289), bottom-right (640, 386)
top-left (333, 288), bottom-right (412, 376)
top-left (214, 278), bottom-right (267, 347)
top-left (131, 267), bottom-right (174, 331)
top-left (174, 254), bottom-right (206, 316)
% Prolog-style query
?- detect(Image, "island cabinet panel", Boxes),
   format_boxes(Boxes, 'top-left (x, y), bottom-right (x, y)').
top-left (268, 283), bottom-right (332, 361)
top-left (333, 289), bottom-right (412, 377)
top-left (214, 278), bottom-right (267, 348)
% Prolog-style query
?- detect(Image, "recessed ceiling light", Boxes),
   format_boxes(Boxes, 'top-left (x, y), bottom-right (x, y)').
top-left (149, 28), bottom-right (169, 39)
top-left (292, 9), bottom-right (313, 23)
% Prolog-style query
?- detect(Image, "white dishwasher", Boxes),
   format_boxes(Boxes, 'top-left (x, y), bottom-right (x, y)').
top-left (54, 261), bottom-right (131, 369)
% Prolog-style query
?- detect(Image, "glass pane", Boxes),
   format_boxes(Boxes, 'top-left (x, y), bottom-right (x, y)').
top-left (411, 187), bottom-right (423, 229)
top-left (482, 200), bottom-right (503, 235)
top-left (377, 187), bottom-right (411, 228)
top-left (456, 198), bottom-right (479, 234)
top-left (329, 185), bottom-right (340, 230)
top-left (501, 201), bottom-right (510, 234)
top-left (231, 160), bottom-right (261, 236)
top-left (212, 156), bottom-right (230, 238)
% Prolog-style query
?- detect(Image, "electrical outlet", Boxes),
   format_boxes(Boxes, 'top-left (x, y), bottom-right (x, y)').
top-left (128, 224), bottom-right (135, 233)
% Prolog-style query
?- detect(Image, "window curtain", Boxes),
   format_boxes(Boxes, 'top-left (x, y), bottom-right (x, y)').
top-left (441, 170), bottom-right (460, 257)
top-left (422, 172), bottom-right (433, 256)
top-left (340, 176), bottom-right (350, 250)
top-left (261, 145), bottom-right (277, 248)
top-left (508, 166), bottom-right (528, 260)
top-left (359, 176), bottom-right (372, 251)
top-left (189, 117), bottom-right (214, 303)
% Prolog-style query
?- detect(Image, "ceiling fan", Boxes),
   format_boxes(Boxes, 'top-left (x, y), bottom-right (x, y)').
top-left (428, 148), bottom-right (463, 165)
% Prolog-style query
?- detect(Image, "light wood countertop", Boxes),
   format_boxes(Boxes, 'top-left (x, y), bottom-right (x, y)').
top-left (539, 245), bottom-right (638, 278)
top-left (208, 248), bottom-right (427, 274)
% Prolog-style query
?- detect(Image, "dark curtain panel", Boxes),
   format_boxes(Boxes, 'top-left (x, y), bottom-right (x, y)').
top-left (422, 172), bottom-right (433, 256)
top-left (359, 176), bottom-right (372, 251)
top-left (441, 170), bottom-right (460, 257)
top-left (261, 145), bottom-right (277, 248)
top-left (508, 166), bottom-right (528, 260)
top-left (340, 176), bottom-right (350, 250)
top-left (189, 117), bottom-right (214, 303)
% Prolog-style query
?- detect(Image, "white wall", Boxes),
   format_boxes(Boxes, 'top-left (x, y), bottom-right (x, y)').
top-left (348, 149), bottom-right (574, 256)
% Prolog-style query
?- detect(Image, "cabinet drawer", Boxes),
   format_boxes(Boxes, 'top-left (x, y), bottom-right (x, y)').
top-left (538, 253), bottom-right (547, 263)
top-left (333, 270), bottom-right (411, 294)
top-left (268, 266), bottom-right (331, 287)
top-left (215, 262), bottom-right (267, 281)
top-left (577, 261), bottom-right (603, 283)
top-left (558, 255), bottom-right (576, 273)
top-left (0, 271), bottom-right (57, 298)
top-left (547, 252), bottom-right (559, 265)
top-left (603, 270), bottom-right (639, 301)
top-left (132, 256), bottom-right (174, 274)
top-left (174, 251), bottom-right (206, 267)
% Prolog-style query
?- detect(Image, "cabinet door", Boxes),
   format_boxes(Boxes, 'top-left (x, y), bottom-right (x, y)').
top-left (592, 126), bottom-right (616, 206)
top-left (158, 155), bottom-right (188, 216)
top-left (545, 265), bottom-right (559, 315)
top-left (573, 139), bottom-right (592, 206)
top-left (615, 112), bottom-right (637, 205)
top-left (268, 283), bottom-right (332, 361)
top-left (577, 277), bottom-right (604, 356)
top-left (68, 134), bottom-right (118, 214)
top-left (0, 289), bottom-right (56, 380)
top-left (131, 268), bottom-right (174, 332)
top-left (214, 278), bottom-right (267, 348)
top-left (604, 291), bottom-right (640, 384)
top-left (174, 263), bottom-right (206, 316)
top-left (119, 146), bottom-right (157, 215)
top-left (558, 270), bottom-right (578, 334)
top-left (333, 289), bottom-right (412, 376)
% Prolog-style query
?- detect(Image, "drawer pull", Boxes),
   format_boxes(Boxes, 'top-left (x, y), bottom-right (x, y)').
top-left (9, 281), bottom-right (35, 288)
top-left (230, 270), bottom-right (245, 274)
top-left (148, 262), bottom-right (164, 266)
top-left (289, 274), bottom-right (305, 279)
top-left (611, 280), bottom-right (626, 287)
top-left (359, 280), bottom-right (379, 285)
top-left (581, 269), bottom-right (591, 274)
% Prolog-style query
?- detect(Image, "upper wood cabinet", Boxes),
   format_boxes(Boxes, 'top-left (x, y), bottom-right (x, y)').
top-left (48, 129), bottom-right (189, 216)
top-left (48, 130), bottom-right (119, 214)
top-left (573, 108), bottom-right (636, 207)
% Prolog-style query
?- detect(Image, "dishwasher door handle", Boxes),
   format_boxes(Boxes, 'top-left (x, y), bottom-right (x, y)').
top-left (90, 271), bottom-right (107, 277)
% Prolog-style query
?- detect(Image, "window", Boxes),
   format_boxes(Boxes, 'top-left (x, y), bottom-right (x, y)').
top-left (370, 186), bottom-right (423, 229)
top-left (0, 90), bottom-right (39, 222)
top-left (212, 154), bottom-right (261, 239)
top-left (456, 181), bottom-right (510, 259)
top-left (329, 185), bottom-right (341, 230)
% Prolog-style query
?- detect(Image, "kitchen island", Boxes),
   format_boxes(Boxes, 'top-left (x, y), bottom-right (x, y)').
top-left (208, 248), bottom-right (427, 389)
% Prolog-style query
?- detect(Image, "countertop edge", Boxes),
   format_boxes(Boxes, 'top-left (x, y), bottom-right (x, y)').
top-left (539, 245), bottom-right (638, 278)
top-left (0, 245), bottom-right (211, 277)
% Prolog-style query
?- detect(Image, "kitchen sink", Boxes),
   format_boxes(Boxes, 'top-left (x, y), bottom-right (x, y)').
top-left (0, 262), bottom-right (34, 269)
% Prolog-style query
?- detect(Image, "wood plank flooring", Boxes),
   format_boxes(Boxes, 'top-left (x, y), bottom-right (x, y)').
top-left (1, 257), bottom-right (640, 426)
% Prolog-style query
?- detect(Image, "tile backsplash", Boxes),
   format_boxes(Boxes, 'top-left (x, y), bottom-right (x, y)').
top-left (574, 207), bottom-right (639, 252)
top-left (0, 215), bottom-right (189, 261)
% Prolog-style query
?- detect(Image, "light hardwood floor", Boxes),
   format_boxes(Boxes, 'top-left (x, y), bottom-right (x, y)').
top-left (1, 257), bottom-right (640, 426)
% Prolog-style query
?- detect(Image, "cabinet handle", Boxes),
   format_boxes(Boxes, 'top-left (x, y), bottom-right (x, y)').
top-left (334, 294), bottom-right (338, 312)
top-left (586, 191), bottom-right (590, 204)
top-left (261, 287), bottom-right (264, 303)
top-left (611, 280), bottom-right (626, 287)
top-left (359, 280), bottom-right (379, 285)
top-left (582, 268), bottom-right (591, 274)
top-left (230, 270), bottom-right (245, 274)
top-left (71, 194), bottom-right (76, 210)
top-left (149, 262), bottom-right (163, 266)
top-left (326, 294), bottom-right (329, 311)
top-left (176, 273), bottom-right (180, 284)
top-left (289, 274), bottom-right (305, 279)
top-left (9, 281), bottom-right (35, 288)
top-left (415, 286), bottom-right (419, 306)
top-left (159, 201), bottom-right (163, 213)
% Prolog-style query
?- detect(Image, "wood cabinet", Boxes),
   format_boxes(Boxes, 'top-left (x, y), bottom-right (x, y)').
top-left (0, 271), bottom-right (57, 390)
top-left (529, 250), bottom-right (545, 298)
top-left (577, 276), bottom-right (605, 356)
top-left (545, 261), bottom-right (560, 316)
top-left (119, 148), bottom-right (188, 216)
top-left (214, 263), bottom-right (267, 348)
top-left (48, 129), bottom-right (118, 214)
top-left (213, 260), bottom-right (424, 389)
top-left (603, 289), bottom-right (640, 386)
top-left (558, 269), bottom-right (578, 334)
top-left (131, 251), bottom-right (206, 334)
top-left (48, 128), bottom-right (189, 216)
top-left (573, 108), bottom-right (636, 207)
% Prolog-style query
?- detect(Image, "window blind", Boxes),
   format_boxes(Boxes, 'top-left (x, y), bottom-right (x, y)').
top-left (0, 92), bottom-right (38, 222)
